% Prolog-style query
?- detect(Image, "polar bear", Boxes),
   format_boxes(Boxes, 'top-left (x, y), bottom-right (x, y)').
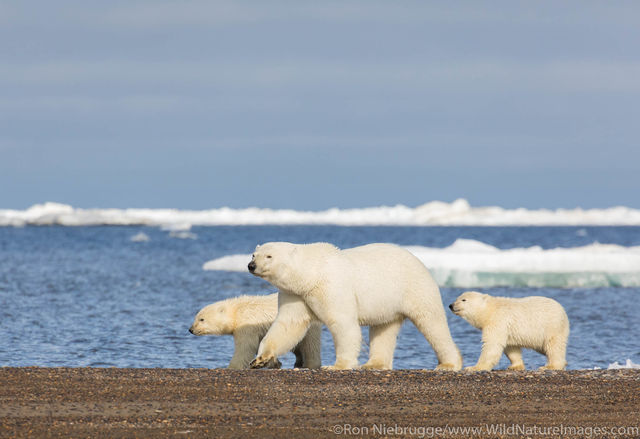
top-left (449, 291), bottom-right (569, 371)
top-left (247, 242), bottom-right (462, 370)
top-left (189, 293), bottom-right (322, 369)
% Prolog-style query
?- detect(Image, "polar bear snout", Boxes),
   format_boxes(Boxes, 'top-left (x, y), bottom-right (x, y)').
top-left (248, 261), bottom-right (257, 273)
top-left (449, 303), bottom-right (461, 315)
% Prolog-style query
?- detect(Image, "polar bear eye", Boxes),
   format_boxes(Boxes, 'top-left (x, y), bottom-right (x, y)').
top-left (461, 299), bottom-right (466, 302)
top-left (199, 318), bottom-right (204, 322)
top-left (266, 255), bottom-right (272, 259)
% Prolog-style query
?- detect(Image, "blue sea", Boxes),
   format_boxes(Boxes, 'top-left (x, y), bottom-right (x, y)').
top-left (1, 225), bottom-right (638, 370)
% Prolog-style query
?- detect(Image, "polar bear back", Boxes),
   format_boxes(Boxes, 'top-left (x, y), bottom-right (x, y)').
top-left (330, 243), bottom-right (442, 322)
top-left (191, 293), bottom-right (279, 335)
top-left (488, 296), bottom-right (569, 349)
top-left (231, 294), bottom-right (280, 332)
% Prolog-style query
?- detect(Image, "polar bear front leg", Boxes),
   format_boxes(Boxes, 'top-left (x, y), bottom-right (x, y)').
top-left (466, 327), bottom-right (506, 371)
top-left (250, 292), bottom-right (312, 369)
top-left (229, 330), bottom-right (262, 369)
top-left (362, 320), bottom-right (402, 370)
top-left (251, 318), bottom-right (309, 369)
top-left (323, 319), bottom-right (361, 370)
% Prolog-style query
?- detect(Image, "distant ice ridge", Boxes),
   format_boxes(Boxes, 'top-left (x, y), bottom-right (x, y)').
top-left (203, 239), bottom-right (640, 288)
top-left (3, 199), bottom-right (640, 227)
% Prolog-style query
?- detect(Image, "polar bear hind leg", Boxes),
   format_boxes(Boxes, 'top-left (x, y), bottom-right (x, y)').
top-left (294, 323), bottom-right (322, 369)
top-left (407, 310), bottom-right (462, 371)
top-left (539, 334), bottom-right (568, 370)
top-left (505, 346), bottom-right (525, 370)
top-left (362, 319), bottom-right (403, 370)
top-left (292, 345), bottom-right (304, 368)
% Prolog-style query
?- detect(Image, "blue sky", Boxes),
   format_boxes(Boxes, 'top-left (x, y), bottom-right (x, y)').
top-left (1, 1), bottom-right (639, 209)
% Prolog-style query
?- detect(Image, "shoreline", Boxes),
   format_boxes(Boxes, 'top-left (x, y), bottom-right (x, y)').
top-left (1, 367), bottom-right (639, 438)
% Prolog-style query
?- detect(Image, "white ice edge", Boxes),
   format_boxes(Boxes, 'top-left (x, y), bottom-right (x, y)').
top-left (607, 359), bottom-right (640, 369)
top-left (3, 199), bottom-right (640, 226)
top-left (204, 239), bottom-right (640, 273)
top-left (202, 239), bottom-right (640, 288)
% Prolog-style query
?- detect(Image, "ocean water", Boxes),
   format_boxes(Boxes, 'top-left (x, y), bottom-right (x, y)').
top-left (1, 224), bottom-right (638, 370)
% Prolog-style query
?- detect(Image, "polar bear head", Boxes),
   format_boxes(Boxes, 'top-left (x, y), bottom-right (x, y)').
top-left (189, 300), bottom-right (235, 336)
top-left (247, 242), bottom-right (295, 279)
top-left (248, 242), bottom-right (338, 292)
top-left (449, 291), bottom-right (489, 328)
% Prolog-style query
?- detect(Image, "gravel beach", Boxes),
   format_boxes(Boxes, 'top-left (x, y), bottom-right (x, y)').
top-left (1, 367), bottom-right (638, 438)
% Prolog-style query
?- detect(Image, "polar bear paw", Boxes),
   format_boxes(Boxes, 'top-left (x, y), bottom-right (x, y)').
top-left (539, 364), bottom-right (565, 371)
top-left (249, 355), bottom-right (282, 369)
top-left (464, 365), bottom-right (491, 372)
top-left (435, 362), bottom-right (460, 371)
top-left (322, 361), bottom-right (360, 370)
top-left (361, 361), bottom-right (391, 370)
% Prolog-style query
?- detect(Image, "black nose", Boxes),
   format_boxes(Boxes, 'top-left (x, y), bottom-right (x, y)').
top-left (248, 261), bottom-right (256, 272)
top-left (189, 327), bottom-right (194, 334)
top-left (448, 303), bottom-right (454, 311)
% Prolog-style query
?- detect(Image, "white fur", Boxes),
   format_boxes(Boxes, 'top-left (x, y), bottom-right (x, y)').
top-left (450, 291), bottom-right (570, 371)
top-left (189, 293), bottom-right (321, 369)
top-left (249, 242), bottom-right (462, 370)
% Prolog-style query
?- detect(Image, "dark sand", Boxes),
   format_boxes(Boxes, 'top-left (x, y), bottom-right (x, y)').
top-left (1, 367), bottom-right (638, 438)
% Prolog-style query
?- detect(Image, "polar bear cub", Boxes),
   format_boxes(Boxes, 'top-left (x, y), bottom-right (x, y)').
top-left (189, 293), bottom-right (322, 369)
top-left (450, 291), bottom-right (569, 371)
top-left (248, 242), bottom-right (462, 371)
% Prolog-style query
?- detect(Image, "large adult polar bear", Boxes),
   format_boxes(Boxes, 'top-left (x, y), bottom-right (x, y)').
top-left (247, 242), bottom-right (462, 370)
top-left (449, 291), bottom-right (569, 371)
top-left (189, 294), bottom-right (322, 369)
